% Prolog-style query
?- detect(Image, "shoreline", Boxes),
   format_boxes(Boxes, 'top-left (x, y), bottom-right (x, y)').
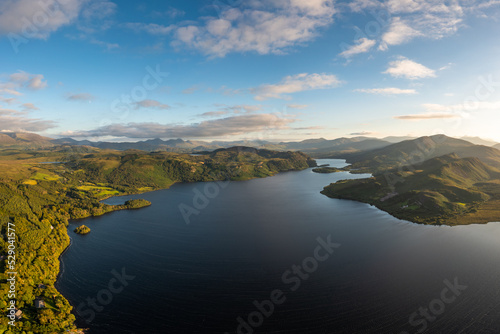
top-left (54, 162), bottom-right (318, 332)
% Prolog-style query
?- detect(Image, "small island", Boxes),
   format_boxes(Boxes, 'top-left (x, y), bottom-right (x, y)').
top-left (124, 199), bottom-right (152, 209)
top-left (312, 167), bottom-right (342, 174)
top-left (74, 225), bottom-right (91, 234)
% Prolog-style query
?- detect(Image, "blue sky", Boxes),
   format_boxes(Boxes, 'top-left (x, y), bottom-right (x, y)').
top-left (2, 0), bottom-right (500, 142)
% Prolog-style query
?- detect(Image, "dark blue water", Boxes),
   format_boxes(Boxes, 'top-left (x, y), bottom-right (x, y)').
top-left (56, 159), bottom-right (500, 333)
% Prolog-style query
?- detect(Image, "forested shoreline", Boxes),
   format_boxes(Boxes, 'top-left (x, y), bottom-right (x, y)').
top-left (0, 146), bottom-right (316, 333)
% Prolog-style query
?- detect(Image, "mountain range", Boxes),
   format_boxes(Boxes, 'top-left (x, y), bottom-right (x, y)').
top-left (1, 132), bottom-right (499, 163)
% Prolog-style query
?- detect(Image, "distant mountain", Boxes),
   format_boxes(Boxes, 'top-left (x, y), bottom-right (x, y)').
top-left (348, 134), bottom-right (500, 170)
top-left (0, 133), bottom-right (17, 145)
top-left (280, 136), bottom-right (373, 150)
top-left (0, 132), bottom-right (54, 148)
top-left (494, 143), bottom-right (500, 150)
top-left (269, 137), bottom-right (392, 157)
top-left (461, 136), bottom-right (499, 147)
top-left (52, 136), bottom-right (391, 155)
top-left (382, 136), bottom-right (416, 143)
top-left (3, 133), bottom-right (498, 163)
top-left (51, 137), bottom-right (222, 152)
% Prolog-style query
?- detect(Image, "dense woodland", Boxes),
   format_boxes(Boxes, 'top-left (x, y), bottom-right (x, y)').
top-left (0, 145), bottom-right (315, 333)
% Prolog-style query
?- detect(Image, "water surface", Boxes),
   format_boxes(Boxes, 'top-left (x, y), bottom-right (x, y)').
top-left (57, 159), bottom-right (500, 333)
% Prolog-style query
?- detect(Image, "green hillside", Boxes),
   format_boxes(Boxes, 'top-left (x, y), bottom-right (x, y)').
top-left (322, 153), bottom-right (500, 225)
top-left (347, 134), bottom-right (500, 171)
top-left (0, 146), bottom-right (315, 333)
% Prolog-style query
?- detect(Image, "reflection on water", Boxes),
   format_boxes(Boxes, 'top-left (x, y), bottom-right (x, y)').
top-left (57, 159), bottom-right (500, 333)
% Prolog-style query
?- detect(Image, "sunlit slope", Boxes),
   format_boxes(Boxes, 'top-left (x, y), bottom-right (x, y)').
top-left (322, 154), bottom-right (500, 225)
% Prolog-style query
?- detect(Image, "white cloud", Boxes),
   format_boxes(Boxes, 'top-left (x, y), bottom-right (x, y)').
top-left (199, 111), bottom-right (229, 118)
top-left (384, 57), bottom-right (436, 80)
top-left (216, 86), bottom-right (243, 96)
top-left (287, 104), bottom-right (309, 109)
top-left (394, 112), bottom-right (462, 120)
top-left (355, 87), bottom-right (418, 95)
top-left (201, 104), bottom-right (263, 117)
top-left (423, 100), bottom-right (500, 112)
top-left (9, 71), bottom-right (48, 90)
top-left (182, 85), bottom-right (200, 94)
top-left (164, 7), bottom-right (185, 19)
top-left (221, 104), bottom-right (263, 113)
top-left (0, 108), bottom-right (55, 132)
top-left (346, 0), bottom-right (483, 52)
top-left (379, 17), bottom-right (422, 50)
top-left (349, 131), bottom-right (376, 136)
top-left (0, 97), bottom-right (16, 104)
top-left (251, 73), bottom-right (342, 100)
top-left (0, 88), bottom-right (22, 96)
top-left (151, 7), bottom-right (185, 19)
top-left (21, 102), bottom-right (38, 110)
top-left (0, 71), bottom-right (47, 96)
top-left (63, 113), bottom-right (296, 139)
top-left (89, 38), bottom-right (119, 50)
top-left (347, 0), bottom-right (381, 12)
top-left (470, 0), bottom-right (500, 9)
top-left (82, 0), bottom-right (116, 21)
top-left (125, 22), bottom-right (176, 35)
top-left (339, 38), bottom-right (376, 58)
top-left (66, 93), bottom-right (94, 101)
top-left (133, 99), bottom-right (170, 110)
top-left (439, 63), bottom-right (454, 71)
top-left (0, 0), bottom-right (84, 38)
top-left (172, 0), bottom-right (336, 57)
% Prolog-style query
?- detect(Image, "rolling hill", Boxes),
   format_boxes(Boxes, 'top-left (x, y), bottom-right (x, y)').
top-left (461, 136), bottom-right (499, 147)
top-left (322, 153), bottom-right (500, 225)
top-left (0, 132), bottom-right (54, 148)
top-left (347, 134), bottom-right (500, 171)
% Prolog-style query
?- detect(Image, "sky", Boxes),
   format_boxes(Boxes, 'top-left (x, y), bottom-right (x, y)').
top-left (2, 0), bottom-right (500, 142)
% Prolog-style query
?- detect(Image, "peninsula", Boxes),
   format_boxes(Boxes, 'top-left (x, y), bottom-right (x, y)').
top-left (321, 135), bottom-right (500, 225)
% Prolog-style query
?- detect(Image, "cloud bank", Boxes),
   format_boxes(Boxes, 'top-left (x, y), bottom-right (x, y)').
top-left (251, 73), bottom-right (341, 100)
top-left (63, 113), bottom-right (295, 139)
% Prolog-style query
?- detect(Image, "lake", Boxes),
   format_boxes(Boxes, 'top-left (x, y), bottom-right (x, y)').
top-left (56, 159), bottom-right (500, 333)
